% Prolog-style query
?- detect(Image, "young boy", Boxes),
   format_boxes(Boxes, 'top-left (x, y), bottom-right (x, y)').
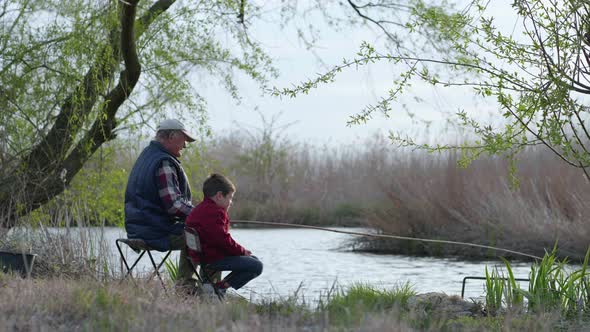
top-left (186, 173), bottom-right (263, 294)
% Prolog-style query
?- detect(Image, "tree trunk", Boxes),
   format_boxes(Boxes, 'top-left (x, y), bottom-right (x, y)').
top-left (0, 0), bottom-right (176, 229)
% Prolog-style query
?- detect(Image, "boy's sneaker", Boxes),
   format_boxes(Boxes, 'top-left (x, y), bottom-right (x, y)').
top-left (214, 281), bottom-right (229, 299)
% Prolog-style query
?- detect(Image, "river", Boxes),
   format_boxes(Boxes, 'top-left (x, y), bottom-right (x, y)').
top-left (97, 226), bottom-right (533, 302)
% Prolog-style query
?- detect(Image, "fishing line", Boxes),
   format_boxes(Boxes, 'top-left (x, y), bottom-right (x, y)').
top-left (232, 220), bottom-right (542, 260)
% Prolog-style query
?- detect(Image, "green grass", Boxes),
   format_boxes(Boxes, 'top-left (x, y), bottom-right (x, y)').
top-left (319, 282), bottom-right (416, 325)
top-left (501, 256), bottom-right (524, 313)
top-left (164, 258), bottom-right (180, 282)
top-left (484, 266), bottom-right (504, 316)
top-left (483, 247), bottom-right (590, 319)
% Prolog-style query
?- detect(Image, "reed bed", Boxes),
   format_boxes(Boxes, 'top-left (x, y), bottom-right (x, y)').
top-left (204, 131), bottom-right (590, 260)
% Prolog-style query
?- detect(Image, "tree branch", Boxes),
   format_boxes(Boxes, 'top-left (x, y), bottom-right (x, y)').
top-left (1, 0), bottom-right (179, 225)
top-left (62, 0), bottom-right (142, 185)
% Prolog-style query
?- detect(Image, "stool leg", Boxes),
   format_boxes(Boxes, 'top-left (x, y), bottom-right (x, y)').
top-left (116, 239), bottom-right (144, 281)
top-left (189, 260), bottom-right (203, 285)
top-left (146, 250), bottom-right (172, 282)
top-left (154, 251), bottom-right (172, 276)
top-left (116, 239), bottom-right (148, 287)
top-left (147, 251), bottom-right (167, 291)
top-left (125, 251), bottom-right (146, 278)
top-left (116, 240), bottom-right (130, 275)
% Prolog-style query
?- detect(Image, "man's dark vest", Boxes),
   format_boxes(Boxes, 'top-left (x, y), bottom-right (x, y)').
top-left (124, 141), bottom-right (192, 251)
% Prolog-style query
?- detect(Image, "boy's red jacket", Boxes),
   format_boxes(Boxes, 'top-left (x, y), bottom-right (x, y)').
top-left (185, 197), bottom-right (246, 263)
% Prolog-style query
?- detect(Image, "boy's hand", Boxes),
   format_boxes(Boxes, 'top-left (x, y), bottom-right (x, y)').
top-left (244, 250), bottom-right (252, 256)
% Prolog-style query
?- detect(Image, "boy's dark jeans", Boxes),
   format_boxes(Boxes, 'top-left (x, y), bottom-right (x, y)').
top-left (207, 255), bottom-right (263, 290)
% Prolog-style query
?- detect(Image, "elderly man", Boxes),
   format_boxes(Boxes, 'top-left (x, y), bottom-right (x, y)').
top-left (124, 119), bottom-right (196, 290)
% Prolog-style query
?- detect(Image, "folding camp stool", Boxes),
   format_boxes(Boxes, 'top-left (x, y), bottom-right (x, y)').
top-left (184, 227), bottom-right (223, 299)
top-left (115, 238), bottom-right (174, 291)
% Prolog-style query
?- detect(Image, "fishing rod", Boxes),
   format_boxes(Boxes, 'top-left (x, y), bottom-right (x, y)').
top-left (231, 220), bottom-right (542, 260)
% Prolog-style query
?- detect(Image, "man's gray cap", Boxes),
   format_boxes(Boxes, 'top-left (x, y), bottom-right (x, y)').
top-left (157, 119), bottom-right (196, 142)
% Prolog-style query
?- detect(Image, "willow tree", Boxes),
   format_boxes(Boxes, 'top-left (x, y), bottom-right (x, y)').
top-left (0, 0), bottom-right (276, 228)
top-left (276, 0), bottom-right (590, 179)
top-left (2, 0), bottom-right (452, 229)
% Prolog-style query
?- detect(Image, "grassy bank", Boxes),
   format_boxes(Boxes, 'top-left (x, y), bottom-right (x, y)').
top-left (0, 274), bottom-right (581, 331)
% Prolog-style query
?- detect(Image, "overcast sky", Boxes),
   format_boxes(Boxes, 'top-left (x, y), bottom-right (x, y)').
top-left (195, 1), bottom-right (520, 145)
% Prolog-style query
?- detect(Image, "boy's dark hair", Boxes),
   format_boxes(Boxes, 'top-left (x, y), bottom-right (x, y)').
top-left (203, 173), bottom-right (236, 197)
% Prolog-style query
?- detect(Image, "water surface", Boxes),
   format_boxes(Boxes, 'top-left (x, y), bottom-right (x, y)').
top-left (105, 227), bottom-right (533, 302)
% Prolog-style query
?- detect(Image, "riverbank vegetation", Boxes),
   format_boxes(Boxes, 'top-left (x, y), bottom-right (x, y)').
top-left (483, 248), bottom-right (590, 319)
top-left (21, 127), bottom-right (590, 261)
top-left (0, 272), bottom-right (584, 331)
top-left (1, 226), bottom-right (589, 330)
top-left (1, 270), bottom-right (587, 331)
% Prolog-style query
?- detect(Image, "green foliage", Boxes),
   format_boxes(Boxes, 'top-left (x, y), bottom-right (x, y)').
top-left (319, 282), bottom-right (416, 325)
top-left (72, 286), bottom-right (133, 330)
top-left (500, 257), bottom-right (524, 312)
top-left (484, 266), bottom-right (504, 316)
top-left (484, 247), bottom-right (590, 319)
top-left (2, 0), bottom-right (275, 152)
top-left (522, 246), bottom-right (590, 318)
top-left (19, 141), bottom-right (132, 226)
top-left (523, 246), bottom-right (563, 313)
top-left (164, 258), bottom-right (179, 282)
top-left (1, 0), bottom-right (277, 223)
top-left (331, 203), bottom-right (363, 221)
top-left (273, 0), bottom-right (590, 175)
top-left (65, 145), bottom-right (129, 226)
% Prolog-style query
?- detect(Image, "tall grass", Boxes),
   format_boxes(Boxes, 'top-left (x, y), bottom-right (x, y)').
top-left (484, 266), bottom-right (504, 316)
top-left (0, 223), bottom-right (587, 330)
top-left (318, 282), bottom-right (416, 325)
top-left (0, 209), bottom-right (119, 279)
top-left (500, 257), bottom-right (524, 313)
top-left (1, 273), bottom-right (584, 331)
top-left (483, 248), bottom-right (590, 318)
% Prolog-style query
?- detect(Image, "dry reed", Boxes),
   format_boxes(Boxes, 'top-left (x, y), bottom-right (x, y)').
top-left (0, 275), bottom-right (575, 331)
top-left (203, 131), bottom-right (589, 260)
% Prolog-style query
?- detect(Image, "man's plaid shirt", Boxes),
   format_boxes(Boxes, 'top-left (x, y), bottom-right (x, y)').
top-left (156, 160), bottom-right (193, 218)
